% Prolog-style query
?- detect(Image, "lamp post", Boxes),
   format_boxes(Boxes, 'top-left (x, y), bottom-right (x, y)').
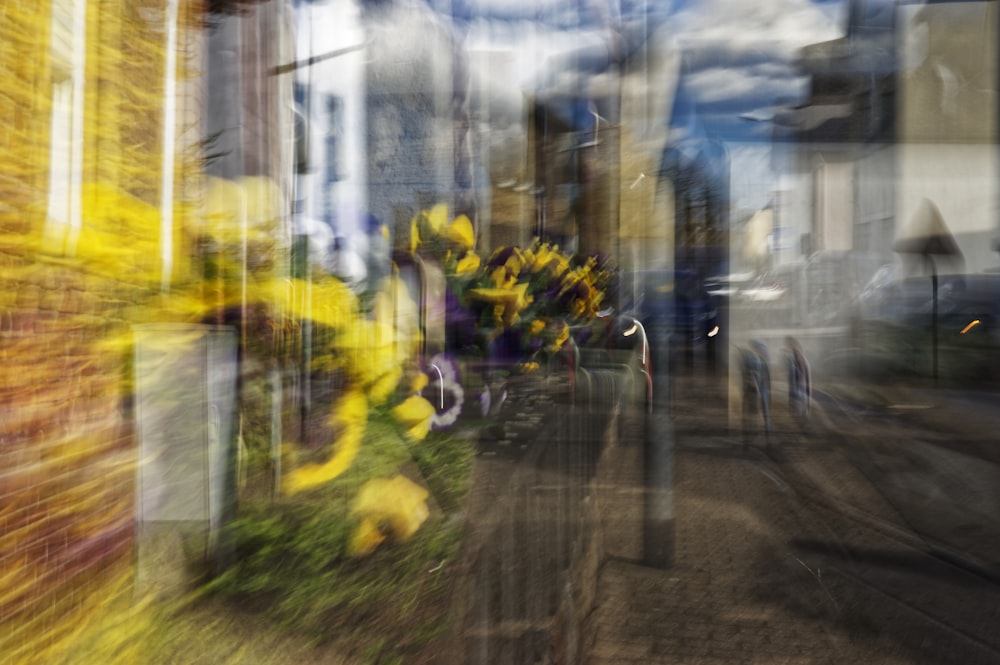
top-left (643, 320), bottom-right (674, 568)
top-left (892, 199), bottom-right (964, 383)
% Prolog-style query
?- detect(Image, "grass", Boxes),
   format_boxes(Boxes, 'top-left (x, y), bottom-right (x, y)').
top-left (44, 371), bottom-right (477, 665)
top-left (195, 408), bottom-right (476, 664)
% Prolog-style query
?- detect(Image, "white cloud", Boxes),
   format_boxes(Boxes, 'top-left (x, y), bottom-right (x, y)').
top-left (686, 66), bottom-right (808, 105)
top-left (456, 0), bottom-right (846, 137)
top-left (673, 0), bottom-right (842, 52)
top-left (670, 0), bottom-right (844, 125)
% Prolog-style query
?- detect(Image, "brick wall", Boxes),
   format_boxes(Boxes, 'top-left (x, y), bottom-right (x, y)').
top-left (0, 3), bottom-right (192, 662)
top-left (0, 258), bottom-right (141, 664)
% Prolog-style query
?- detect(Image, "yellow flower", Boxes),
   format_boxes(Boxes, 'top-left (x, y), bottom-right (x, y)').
top-left (529, 319), bottom-right (547, 335)
top-left (411, 204), bottom-right (450, 254)
top-left (410, 371), bottom-right (430, 394)
top-left (528, 242), bottom-right (571, 277)
top-left (282, 389), bottom-right (368, 495)
top-left (336, 319), bottom-right (404, 384)
top-left (349, 517), bottom-right (387, 558)
top-left (425, 203), bottom-right (449, 235)
top-left (547, 253), bottom-right (571, 277)
top-left (368, 366), bottom-right (404, 406)
top-left (520, 247), bottom-right (535, 268)
top-left (547, 320), bottom-right (570, 353)
top-left (488, 266), bottom-right (511, 289)
top-left (126, 289), bottom-right (212, 324)
top-left (455, 251), bottom-right (481, 275)
top-left (524, 242), bottom-right (549, 272)
top-left (241, 175), bottom-right (285, 231)
top-left (445, 214), bottom-right (475, 250)
top-left (409, 214), bottom-right (422, 254)
top-left (265, 275), bottom-right (359, 329)
top-left (504, 250), bottom-right (524, 277)
top-left (391, 394), bottom-right (436, 441)
top-left (372, 274), bottom-right (421, 359)
top-left (468, 283), bottom-right (529, 317)
top-left (202, 175), bottom-right (283, 247)
top-left (348, 475), bottom-right (430, 556)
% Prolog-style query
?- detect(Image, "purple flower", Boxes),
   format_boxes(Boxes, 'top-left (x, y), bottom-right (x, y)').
top-left (486, 246), bottom-right (517, 268)
top-left (426, 353), bottom-right (464, 430)
top-left (488, 328), bottom-right (524, 363)
top-left (445, 287), bottom-right (478, 350)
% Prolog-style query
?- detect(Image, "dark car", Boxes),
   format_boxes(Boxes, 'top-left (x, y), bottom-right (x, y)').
top-left (850, 271), bottom-right (1000, 382)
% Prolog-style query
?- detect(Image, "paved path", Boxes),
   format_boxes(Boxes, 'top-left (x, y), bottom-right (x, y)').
top-left (586, 368), bottom-right (1000, 665)
top-left (443, 359), bottom-right (1000, 665)
top-left (447, 373), bottom-right (607, 665)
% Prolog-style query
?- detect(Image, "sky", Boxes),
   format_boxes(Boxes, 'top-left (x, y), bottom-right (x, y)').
top-left (669, 0), bottom-right (847, 141)
top-left (425, 0), bottom-right (849, 213)
top-left (434, 0), bottom-right (848, 141)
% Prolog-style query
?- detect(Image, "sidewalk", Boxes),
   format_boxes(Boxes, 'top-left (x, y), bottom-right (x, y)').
top-left (585, 442), bottom-right (905, 665)
top-left (582, 370), bottom-right (1000, 665)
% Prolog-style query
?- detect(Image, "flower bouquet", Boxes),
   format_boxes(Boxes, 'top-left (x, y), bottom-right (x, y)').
top-left (408, 204), bottom-right (617, 413)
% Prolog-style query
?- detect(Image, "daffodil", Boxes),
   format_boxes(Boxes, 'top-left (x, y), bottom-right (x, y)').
top-left (282, 389), bottom-right (368, 495)
top-left (348, 475), bottom-right (430, 556)
top-left (241, 175), bottom-right (285, 233)
top-left (133, 289), bottom-right (213, 324)
top-left (202, 176), bottom-right (245, 235)
top-left (48, 182), bottom-right (171, 285)
top-left (201, 175), bottom-right (283, 249)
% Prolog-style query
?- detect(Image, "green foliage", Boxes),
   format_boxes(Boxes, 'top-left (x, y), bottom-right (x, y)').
top-left (205, 412), bottom-right (473, 662)
top-left (407, 427), bottom-right (475, 515)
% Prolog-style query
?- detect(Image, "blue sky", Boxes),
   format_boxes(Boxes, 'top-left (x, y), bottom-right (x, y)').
top-left (668, 0), bottom-right (847, 141)
top-left (420, 0), bottom-right (852, 213)
top-left (431, 0), bottom-right (848, 142)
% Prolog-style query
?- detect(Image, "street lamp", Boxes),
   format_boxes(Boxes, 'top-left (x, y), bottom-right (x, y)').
top-left (892, 198), bottom-right (964, 382)
top-left (640, 315), bottom-right (674, 569)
